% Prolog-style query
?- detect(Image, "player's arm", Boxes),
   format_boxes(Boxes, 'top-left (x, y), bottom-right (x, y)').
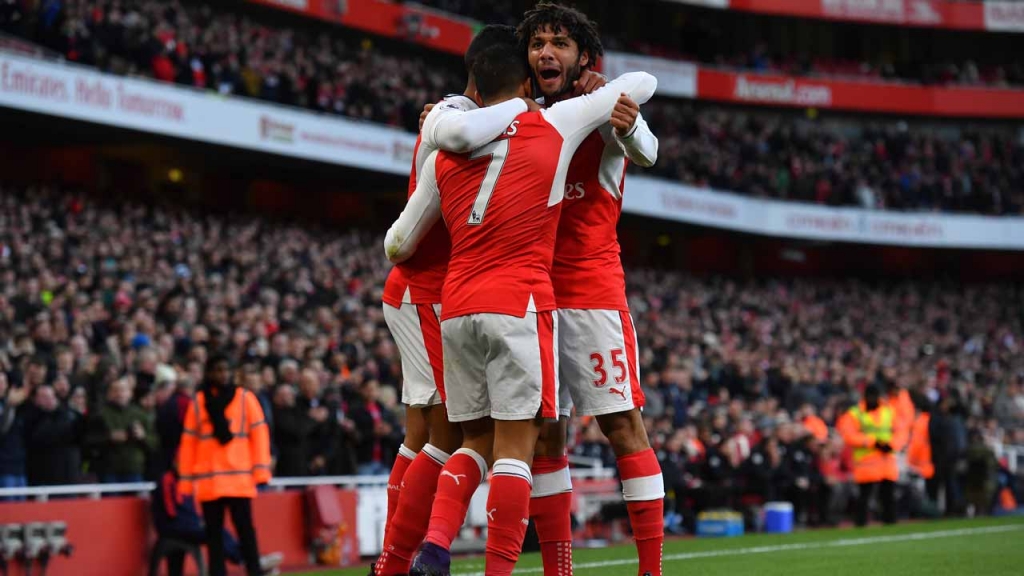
top-left (544, 71), bottom-right (658, 148)
top-left (384, 151), bottom-right (442, 264)
top-left (423, 97), bottom-right (528, 153)
top-left (614, 111), bottom-right (658, 168)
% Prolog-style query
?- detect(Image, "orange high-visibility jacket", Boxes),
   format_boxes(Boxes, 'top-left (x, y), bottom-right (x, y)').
top-left (886, 388), bottom-right (915, 443)
top-left (178, 388), bottom-right (272, 502)
top-left (837, 403), bottom-right (907, 484)
top-left (803, 415), bottom-right (829, 442)
top-left (907, 412), bottom-right (934, 479)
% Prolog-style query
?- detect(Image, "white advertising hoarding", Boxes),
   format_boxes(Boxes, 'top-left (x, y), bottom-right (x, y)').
top-left (0, 51), bottom-right (417, 175)
top-left (3, 50), bottom-right (1023, 250)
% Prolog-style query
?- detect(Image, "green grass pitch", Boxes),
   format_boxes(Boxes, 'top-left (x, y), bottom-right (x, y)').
top-left (325, 516), bottom-right (1024, 575)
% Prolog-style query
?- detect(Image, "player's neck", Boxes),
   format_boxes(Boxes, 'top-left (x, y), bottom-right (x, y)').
top-left (480, 92), bottom-right (519, 107)
top-left (544, 91), bottom-right (571, 107)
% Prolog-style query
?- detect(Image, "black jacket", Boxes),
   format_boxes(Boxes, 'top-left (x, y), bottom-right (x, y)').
top-left (272, 403), bottom-right (319, 477)
top-left (348, 400), bottom-right (401, 466)
top-left (25, 406), bottom-right (85, 485)
top-left (0, 400), bottom-right (26, 476)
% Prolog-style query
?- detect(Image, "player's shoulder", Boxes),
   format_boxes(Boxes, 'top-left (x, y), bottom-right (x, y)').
top-left (435, 94), bottom-right (478, 114)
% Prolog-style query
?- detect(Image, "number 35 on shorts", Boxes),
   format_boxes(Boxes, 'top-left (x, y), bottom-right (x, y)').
top-left (590, 349), bottom-right (626, 388)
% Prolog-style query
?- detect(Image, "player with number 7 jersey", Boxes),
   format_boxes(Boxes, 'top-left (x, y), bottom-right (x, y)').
top-left (386, 46), bottom-right (655, 574)
top-left (387, 68), bottom-right (657, 424)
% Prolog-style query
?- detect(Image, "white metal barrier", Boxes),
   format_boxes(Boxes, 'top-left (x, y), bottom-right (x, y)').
top-left (994, 443), bottom-right (1024, 474)
top-left (0, 468), bottom-right (620, 557)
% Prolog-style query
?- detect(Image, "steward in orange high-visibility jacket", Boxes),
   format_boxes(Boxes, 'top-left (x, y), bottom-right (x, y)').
top-left (838, 384), bottom-right (907, 527)
top-left (178, 354), bottom-right (269, 576)
top-left (907, 410), bottom-right (934, 480)
top-left (885, 382), bottom-right (915, 444)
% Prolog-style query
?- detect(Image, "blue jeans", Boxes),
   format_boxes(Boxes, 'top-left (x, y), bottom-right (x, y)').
top-left (0, 474), bottom-right (27, 502)
top-left (357, 462), bottom-right (390, 476)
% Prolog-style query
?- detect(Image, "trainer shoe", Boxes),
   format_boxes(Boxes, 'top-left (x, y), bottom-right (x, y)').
top-left (260, 552), bottom-right (283, 575)
top-left (409, 542), bottom-right (451, 576)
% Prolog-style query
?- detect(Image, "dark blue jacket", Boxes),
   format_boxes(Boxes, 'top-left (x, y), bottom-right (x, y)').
top-left (0, 400), bottom-right (26, 476)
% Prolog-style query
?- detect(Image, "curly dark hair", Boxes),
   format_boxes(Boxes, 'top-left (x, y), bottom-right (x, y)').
top-left (516, 2), bottom-right (604, 69)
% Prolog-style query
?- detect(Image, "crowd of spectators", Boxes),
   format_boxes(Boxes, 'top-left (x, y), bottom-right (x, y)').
top-left (9, 0), bottom-right (461, 132)
top-left (1, 185), bottom-right (1022, 529)
top-left (4, 1), bottom-right (1022, 215)
top-left (0, 184), bottom-right (405, 490)
top-left (417, 0), bottom-right (1024, 88)
top-left (641, 104), bottom-right (1024, 214)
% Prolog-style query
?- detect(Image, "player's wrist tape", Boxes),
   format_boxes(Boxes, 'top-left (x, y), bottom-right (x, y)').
top-left (619, 121), bottom-right (639, 139)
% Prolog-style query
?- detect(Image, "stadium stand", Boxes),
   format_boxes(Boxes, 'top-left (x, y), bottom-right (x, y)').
top-left (1, 184), bottom-right (1021, 526)
top-left (1, 3), bottom-right (1024, 573)
top-left (639, 104), bottom-right (1024, 214)
top-left (417, 0), bottom-right (1024, 87)
top-left (8, 0), bottom-right (463, 132)
top-left (4, 1), bottom-right (1021, 215)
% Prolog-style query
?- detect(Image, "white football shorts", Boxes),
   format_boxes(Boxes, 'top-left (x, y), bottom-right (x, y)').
top-left (441, 311), bottom-right (560, 422)
top-left (383, 302), bottom-right (445, 407)
top-left (556, 308), bottom-right (645, 417)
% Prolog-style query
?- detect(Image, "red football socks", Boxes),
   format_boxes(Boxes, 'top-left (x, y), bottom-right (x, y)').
top-left (531, 455), bottom-right (574, 576)
top-left (384, 444), bottom-right (416, 534)
top-left (423, 448), bottom-right (488, 550)
top-left (375, 444), bottom-right (449, 576)
top-left (485, 459), bottom-right (534, 576)
top-left (618, 449), bottom-right (665, 576)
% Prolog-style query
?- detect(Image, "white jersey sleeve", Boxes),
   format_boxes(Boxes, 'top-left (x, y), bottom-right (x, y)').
top-left (385, 150), bottom-right (442, 264)
top-left (612, 112), bottom-right (658, 168)
top-left (542, 72), bottom-right (657, 151)
top-left (539, 71), bottom-right (657, 206)
top-left (423, 97), bottom-right (528, 153)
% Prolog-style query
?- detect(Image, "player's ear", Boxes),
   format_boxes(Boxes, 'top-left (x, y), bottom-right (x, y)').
top-left (473, 88), bottom-right (485, 108)
top-left (579, 50), bottom-right (590, 69)
top-left (520, 77), bottom-right (533, 100)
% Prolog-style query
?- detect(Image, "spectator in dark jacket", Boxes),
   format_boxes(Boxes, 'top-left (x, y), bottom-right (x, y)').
top-left (0, 375), bottom-right (30, 498)
top-left (25, 385), bottom-right (85, 486)
top-left (929, 393), bottom-right (967, 514)
top-left (349, 379), bottom-right (401, 476)
top-left (157, 368), bottom-right (194, 473)
top-left (87, 377), bottom-right (157, 483)
top-left (271, 383), bottom-right (318, 476)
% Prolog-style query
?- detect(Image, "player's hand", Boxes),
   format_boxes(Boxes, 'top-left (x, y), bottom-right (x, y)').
top-left (572, 70), bottom-right (607, 97)
top-left (521, 97), bottom-right (542, 112)
top-left (611, 94), bottom-right (639, 137)
top-left (419, 102), bottom-right (435, 132)
top-left (111, 429), bottom-right (128, 443)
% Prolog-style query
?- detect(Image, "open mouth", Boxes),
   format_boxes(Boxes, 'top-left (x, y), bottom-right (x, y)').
top-left (539, 69), bottom-right (561, 81)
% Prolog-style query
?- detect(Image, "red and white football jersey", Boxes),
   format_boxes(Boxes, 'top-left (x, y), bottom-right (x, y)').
top-left (552, 118), bottom-right (658, 311)
top-left (381, 131), bottom-right (451, 308)
top-left (383, 72), bottom-right (657, 321)
top-left (382, 95), bottom-right (528, 307)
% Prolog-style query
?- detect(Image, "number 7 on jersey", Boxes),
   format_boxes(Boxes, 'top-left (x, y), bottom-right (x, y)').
top-left (466, 140), bottom-right (509, 226)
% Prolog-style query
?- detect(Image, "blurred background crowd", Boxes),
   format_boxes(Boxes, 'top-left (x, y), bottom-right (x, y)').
top-left (2, 0), bottom-right (1021, 214)
top-left (2, 184), bottom-right (1022, 528)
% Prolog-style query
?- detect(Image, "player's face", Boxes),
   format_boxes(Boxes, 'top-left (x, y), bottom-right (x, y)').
top-left (527, 25), bottom-right (589, 99)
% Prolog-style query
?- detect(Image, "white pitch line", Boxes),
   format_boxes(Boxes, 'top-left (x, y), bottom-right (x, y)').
top-left (456, 524), bottom-right (1024, 576)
